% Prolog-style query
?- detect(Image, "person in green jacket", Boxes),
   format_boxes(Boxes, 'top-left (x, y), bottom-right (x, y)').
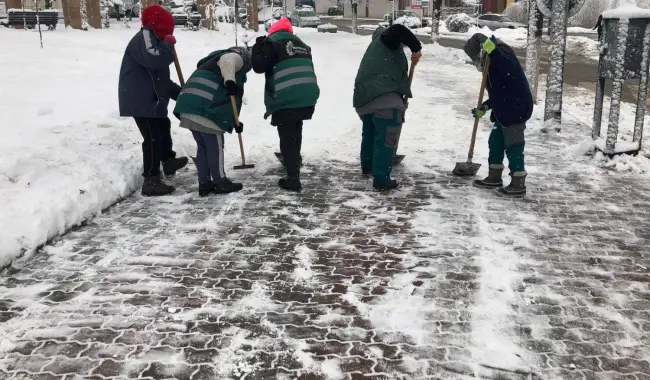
top-left (251, 17), bottom-right (320, 192)
top-left (173, 47), bottom-right (251, 196)
top-left (353, 25), bottom-right (422, 191)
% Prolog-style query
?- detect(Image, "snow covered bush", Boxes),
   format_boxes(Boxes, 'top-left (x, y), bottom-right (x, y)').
top-left (504, 0), bottom-right (528, 24)
top-left (445, 12), bottom-right (474, 33)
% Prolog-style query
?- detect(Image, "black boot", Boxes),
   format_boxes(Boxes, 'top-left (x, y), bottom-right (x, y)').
top-left (498, 172), bottom-right (527, 197)
top-left (374, 179), bottom-right (399, 191)
top-left (163, 157), bottom-right (189, 176)
top-left (279, 176), bottom-right (302, 192)
top-left (473, 165), bottom-right (504, 189)
top-left (198, 182), bottom-right (214, 197)
top-left (213, 178), bottom-right (243, 194)
top-left (141, 176), bottom-right (175, 196)
top-left (362, 168), bottom-right (372, 179)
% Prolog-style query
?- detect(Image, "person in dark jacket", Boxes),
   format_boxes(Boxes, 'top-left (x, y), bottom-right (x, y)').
top-left (173, 47), bottom-right (251, 196)
top-left (251, 17), bottom-right (320, 192)
top-left (353, 25), bottom-right (422, 191)
top-left (464, 33), bottom-right (533, 197)
top-left (118, 4), bottom-right (188, 197)
top-left (594, 15), bottom-right (603, 40)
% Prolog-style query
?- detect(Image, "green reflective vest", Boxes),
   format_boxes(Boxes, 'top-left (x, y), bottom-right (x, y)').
top-left (353, 36), bottom-right (412, 108)
top-left (173, 50), bottom-right (246, 134)
top-left (264, 32), bottom-right (320, 118)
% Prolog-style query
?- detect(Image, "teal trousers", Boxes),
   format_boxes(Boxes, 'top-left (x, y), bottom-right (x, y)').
top-left (488, 121), bottom-right (526, 173)
top-left (360, 109), bottom-right (403, 188)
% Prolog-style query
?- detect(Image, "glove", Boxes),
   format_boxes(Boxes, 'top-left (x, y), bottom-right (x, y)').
top-left (411, 50), bottom-right (422, 64)
top-left (255, 36), bottom-right (267, 45)
top-left (225, 80), bottom-right (238, 96)
top-left (163, 35), bottom-right (176, 45)
top-left (235, 122), bottom-right (244, 134)
top-left (471, 104), bottom-right (490, 119)
top-left (482, 35), bottom-right (496, 54)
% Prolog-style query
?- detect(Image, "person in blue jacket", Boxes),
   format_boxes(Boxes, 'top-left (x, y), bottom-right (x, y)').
top-left (118, 4), bottom-right (188, 197)
top-left (464, 33), bottom-right (533, 197)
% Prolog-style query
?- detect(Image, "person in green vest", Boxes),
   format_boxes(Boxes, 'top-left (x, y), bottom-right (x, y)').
top-left (353, 25), bottom-right (422, 191)
top-left (173, 47), bottom-right (251, 196)
top-left (251, 17), bottom-right (320, 192)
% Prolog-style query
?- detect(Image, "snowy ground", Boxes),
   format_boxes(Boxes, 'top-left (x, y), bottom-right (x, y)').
top-left (1, 21), bottom-right (650, 379)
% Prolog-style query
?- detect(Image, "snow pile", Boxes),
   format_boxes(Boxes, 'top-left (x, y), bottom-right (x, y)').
top-left (603, 0), bottom-right (650, 19)
top-left (444, 12), bottom-right (475, 33)
top-left (566, 35), bottom-right (600, 60)
top-left (394, 16), bottom-right (422, 28)
top-left (317, 23), bottom-right (337, 32)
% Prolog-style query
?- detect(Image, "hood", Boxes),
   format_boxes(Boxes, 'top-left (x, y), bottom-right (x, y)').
top-left (268, 16), bottom-right (293, 35)
top-left (141, 4), bottom-right (175, 40)
top-left (372, 26), bottom-right (386, 40)
top-left (463, 32), bottom-right (487, 62)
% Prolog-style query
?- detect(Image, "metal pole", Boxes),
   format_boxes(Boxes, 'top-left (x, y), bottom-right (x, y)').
top-left (606, 19), bottom-right (629, 153)
top-left (525, 0), bottom-right (541, 103)
top-left (592, 21), bottom-right (607, 140)
top-left (36, 1), bottom-right (43, 48)
top-left (543, 0), bottom-right (569, 126)
top-left (431, 0), bottom-right (441, 41)
top-left (633, 24), bottom-right (650, 147)
top-left (351, 0), bottom-right (357, 34)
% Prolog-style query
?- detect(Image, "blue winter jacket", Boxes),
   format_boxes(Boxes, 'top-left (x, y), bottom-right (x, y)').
top-left (118, 27), bottom-right (181, 118)
top-left (484, 44), bottom-right (533, 127)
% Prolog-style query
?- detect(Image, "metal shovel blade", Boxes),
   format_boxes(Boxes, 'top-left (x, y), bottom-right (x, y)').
top-left (233, 163), bottom-right (255, 170)
top-left (452, 161), bottom-right (481, 177)
top-left (392, 155), bottom-right (406, 165)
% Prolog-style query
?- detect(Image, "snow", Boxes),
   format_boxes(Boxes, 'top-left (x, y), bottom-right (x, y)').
top-left (394, 15), bottom-right (422, 28)
top-left (2, 15), bottom-right (650, 378)
top-left (603, 0), bottom-right (650, 18)
top-left (594, 137), bottom-right (640, 153)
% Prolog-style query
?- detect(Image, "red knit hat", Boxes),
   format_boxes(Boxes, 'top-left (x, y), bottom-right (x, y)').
top-left (268, 17), bottom-right (293, 36)
top-left (141, 5), bottom-right (175, 40)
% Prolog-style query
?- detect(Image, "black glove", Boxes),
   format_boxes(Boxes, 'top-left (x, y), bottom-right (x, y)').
top-left (255, 35), bottom-right (267, 45)
top-left (225, 80), bottom-right (238, 96)
top-left (235, 122), bottom-right (244, 134)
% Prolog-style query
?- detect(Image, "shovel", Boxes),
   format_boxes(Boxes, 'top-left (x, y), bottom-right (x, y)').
top-left (452, 59), bottom-right (490, 177)
top-left (173, 51), bottom-right (185, 86)
top-left (392, 57), bottom-right (418, 166)
top-left (231, 96), bottom-right (255, 170)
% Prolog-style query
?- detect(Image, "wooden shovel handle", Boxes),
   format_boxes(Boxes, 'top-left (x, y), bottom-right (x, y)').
top-left (230, 96), bottom-right (247, 165)
top-left (173, 51), bottom-right (185, 86)
top-left (467, 59), bottom-right (490, 162)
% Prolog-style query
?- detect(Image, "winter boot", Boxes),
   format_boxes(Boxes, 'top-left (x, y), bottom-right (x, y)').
top-left (374, 179), bottom-right (399, 192)
top-left (142, 176), bottom-right (175, 196)
top-left (498, 172), bottom-right (527, 197)
top-left (473, 164), bottom-right (504, 189)
top-left (213, 178), bottom-right (243, 194)
top-left (163, 157), bottom-right (189, 177)
top-left (279, 176), bottom-right (302, 192)
top-left (198, 182), bottom-right (215, 197)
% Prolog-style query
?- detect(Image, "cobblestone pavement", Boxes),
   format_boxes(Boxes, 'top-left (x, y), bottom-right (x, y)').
top-left (1, 71), bottom-right (650, 379)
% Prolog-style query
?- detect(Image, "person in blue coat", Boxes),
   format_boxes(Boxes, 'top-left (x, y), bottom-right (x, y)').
top-left (464, 33), bottom-right (533, 197)
top-left (118, 4), bottom-right (188, 196)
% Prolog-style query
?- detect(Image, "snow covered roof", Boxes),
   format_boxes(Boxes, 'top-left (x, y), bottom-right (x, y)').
top-left (602, 0), bottom-right (650, 20)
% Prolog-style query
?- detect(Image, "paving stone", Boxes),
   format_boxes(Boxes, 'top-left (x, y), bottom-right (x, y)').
top-left (2, 82), bottom-right (650, 379)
